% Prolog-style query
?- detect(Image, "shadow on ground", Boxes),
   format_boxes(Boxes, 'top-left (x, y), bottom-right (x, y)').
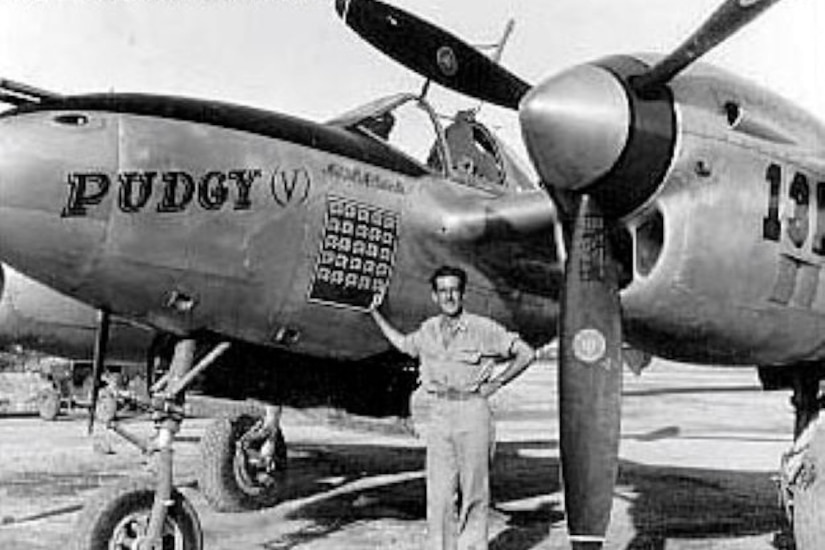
top-left (210, 438), bottom-right (791, 549)
top-left (618, 462), bottom-right (790, 550)
top-left (0, 420), bottom-right (793, 550)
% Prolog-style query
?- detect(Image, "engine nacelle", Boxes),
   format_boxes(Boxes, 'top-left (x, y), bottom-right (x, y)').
top-left (621, 62), bottom-right (825, 365)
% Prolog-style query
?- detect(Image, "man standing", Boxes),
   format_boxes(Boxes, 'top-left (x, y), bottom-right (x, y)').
top-left (370, 265), bottom-right (535, 549)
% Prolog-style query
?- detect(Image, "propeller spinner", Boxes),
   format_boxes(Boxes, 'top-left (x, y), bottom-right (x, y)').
top-left (338, 0), bottom-right (784, 547)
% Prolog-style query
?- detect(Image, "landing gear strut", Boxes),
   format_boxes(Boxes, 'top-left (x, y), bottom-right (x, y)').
top-left (791, 375), bottom-right (821, 439)
top-left (775, 369), bottom-right (825, 550)
top-left (73, 477), bottom-right (201, 550)
top-left (73, 338), bottom-right (231, 550)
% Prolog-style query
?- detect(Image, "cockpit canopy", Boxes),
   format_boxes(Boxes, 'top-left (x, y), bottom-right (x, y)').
top-left (328, 93), bottom-right (531, 191)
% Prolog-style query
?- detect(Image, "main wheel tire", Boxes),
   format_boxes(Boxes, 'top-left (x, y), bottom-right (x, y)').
top-left (72, 477), bottom-right (202, 550)
top-left (37, 387), bottom-right (60, 421)
top-left (792, 418), bottom-right (825, 550)
top-left (198, 414), bottom-right (287, 512)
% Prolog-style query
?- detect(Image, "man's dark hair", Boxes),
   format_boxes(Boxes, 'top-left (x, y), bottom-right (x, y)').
top-left (429, 265), bottom-right (467, 293)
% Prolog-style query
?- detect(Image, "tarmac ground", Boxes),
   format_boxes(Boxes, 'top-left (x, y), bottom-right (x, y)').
top-left (0, 359), bottom-right (800, 549)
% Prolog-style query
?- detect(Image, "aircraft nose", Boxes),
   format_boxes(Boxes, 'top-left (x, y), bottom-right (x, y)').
top-left (519, 64), bottom-right (630, 192)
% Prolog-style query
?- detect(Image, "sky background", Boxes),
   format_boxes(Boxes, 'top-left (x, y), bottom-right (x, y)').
top-left (0, 0), bottom-right (821, 165)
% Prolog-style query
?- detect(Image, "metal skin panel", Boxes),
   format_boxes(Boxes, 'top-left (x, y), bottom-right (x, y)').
top-left (286, 167), bottom-right (559, 360)
top-left (621, 62), bottom-right (825, 366)
top-left (99, 113), bottom-right (310, 342)
top-left (0, 101), bottom-right (561, 361)
top-left (0, 110), bottom-right (114, 295)
top-left (0, 264), bottom-right (151, 362)
top-left (8, 61), bottom-right (825, 369)
top-left (279, 157), bottom-right (412, 359)
top-left (401, 179), bottom-right (561, 345)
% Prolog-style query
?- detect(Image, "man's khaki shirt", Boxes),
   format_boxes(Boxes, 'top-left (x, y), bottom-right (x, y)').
top-left (400, 312), bottom-right (519, 393)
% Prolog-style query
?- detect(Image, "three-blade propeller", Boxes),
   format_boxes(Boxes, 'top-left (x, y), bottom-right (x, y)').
top-left (632, 0), bottom-right (781, 94)
top-left (335, 0), bottom-right (530, 109)
top-left (558, 195), bottom-right (623, 546)
top-left (338, 0), bottom-right (783, 547)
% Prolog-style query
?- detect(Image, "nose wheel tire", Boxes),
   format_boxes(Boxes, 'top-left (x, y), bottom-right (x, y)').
top-left (72, 477), bottom-right (202, 550)
top-left (198, 413), bottom-right (287, 512)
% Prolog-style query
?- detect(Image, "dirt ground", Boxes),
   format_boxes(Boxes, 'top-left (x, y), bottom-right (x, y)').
top-left (0, 359), bottom-right (799, 549)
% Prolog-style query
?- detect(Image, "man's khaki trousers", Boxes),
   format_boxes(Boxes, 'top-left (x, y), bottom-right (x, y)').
top-left (426, 396), bottom-right (492, 550)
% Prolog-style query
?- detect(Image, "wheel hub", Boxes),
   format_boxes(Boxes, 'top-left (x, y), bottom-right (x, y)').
top-left (110, 510), bottom-right (183, 550)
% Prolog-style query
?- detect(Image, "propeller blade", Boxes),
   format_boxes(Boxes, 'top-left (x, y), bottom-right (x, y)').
top-left (633, 0), bottom-right (781, 93)
top-left (86, 308), bottom-right (111, 435)
top-left (559, 195), bottom-right (623, 548)
top-left (336, 0), bottom-right (530, 110)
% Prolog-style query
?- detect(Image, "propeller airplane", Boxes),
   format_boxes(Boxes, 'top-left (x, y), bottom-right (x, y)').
top-left (0, 263), bottom-right (152, 363)
top-left (0, 0), bottom-right (823, 548)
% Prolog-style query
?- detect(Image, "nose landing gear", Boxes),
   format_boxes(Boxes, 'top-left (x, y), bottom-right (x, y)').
top-left (73, 338), bottom-right (230, 550)
top-left (73, 477), bottom-right (201, 550)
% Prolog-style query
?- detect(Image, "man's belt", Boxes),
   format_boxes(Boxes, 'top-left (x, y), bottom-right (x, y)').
top-left (427, 387), bottom-right (480, 400)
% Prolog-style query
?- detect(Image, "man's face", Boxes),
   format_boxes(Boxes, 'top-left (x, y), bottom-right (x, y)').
top-left (432, 275), bottom-right (464, 318)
